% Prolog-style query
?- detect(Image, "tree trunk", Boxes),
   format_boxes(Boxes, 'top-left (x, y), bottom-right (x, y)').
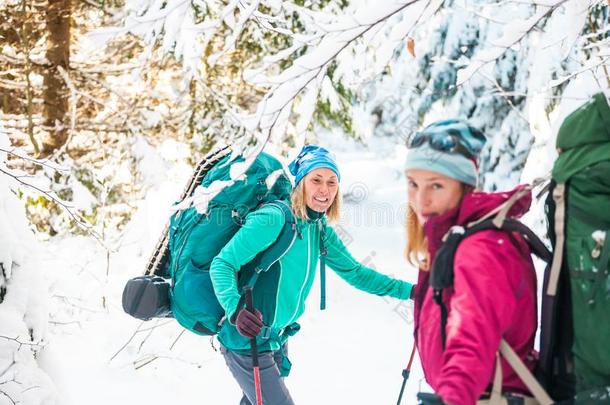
top-left (41, 0), bottom-right (70, 157)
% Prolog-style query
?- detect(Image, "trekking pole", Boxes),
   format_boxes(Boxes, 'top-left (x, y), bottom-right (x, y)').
top-left (396, 342), bottom-right (417, 405)
top-left (244, 287), bottom-right (263, 405)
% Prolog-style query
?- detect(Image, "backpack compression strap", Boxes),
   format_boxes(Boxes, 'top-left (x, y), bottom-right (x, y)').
top-left (146, 146), bottom-right (231, 277)
top-left (430, 218), bottom-right (552, 350)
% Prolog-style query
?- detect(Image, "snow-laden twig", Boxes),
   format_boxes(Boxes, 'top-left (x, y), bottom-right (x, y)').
top-left (248, 0), bottom-right (426, 137)
top-left (0, 335), bottom-right (44, 350)
top-left (0, 146), bottom-right (69, 173)
top-left (0, 389), bottom-right (17, 405)
top-left (479, 71), bottom-right (531, 125)
top-left (109, 321), bottom-right (146, 363)
top-left (134, 354), bottom-right (158, 369)
top-left (455, 2), bottom-right (506, 24)
top-left (547, 56), bottom-right (610, 88)
top-left (169, 329), bottom-right (185, 350)
top-left (0, 165), bottom-right (106, 246)
top-left (108, 319), bottom-right (174, 363)
top-left (0, 360), bottom-right (16, 379)
top-left (457, 0), bottom-right (570, 86)
top-left (208, 0), bottom-right (262, 65)
top-left (124, 0), bottom-right (191, 26)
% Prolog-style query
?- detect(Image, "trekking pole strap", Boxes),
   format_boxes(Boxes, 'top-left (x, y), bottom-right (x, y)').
top-left (547, 183), bottom-right (566, 296)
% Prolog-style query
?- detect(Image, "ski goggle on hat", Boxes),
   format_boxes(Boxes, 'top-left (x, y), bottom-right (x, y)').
top-left (407, 119), bottom-right (486, 163)
top-left (404, 119), bottom-right (487, 187)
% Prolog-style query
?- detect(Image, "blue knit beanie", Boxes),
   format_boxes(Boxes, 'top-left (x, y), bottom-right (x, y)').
top-left (288, 145), bottom-right (341, 186)
top-left (404, 119), bottom-right (486, 187)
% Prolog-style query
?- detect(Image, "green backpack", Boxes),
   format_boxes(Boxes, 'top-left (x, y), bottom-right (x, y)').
top-left (540, 92), bottom-right (610, 402)
top-left (164, 149), bottom-right (296, 336)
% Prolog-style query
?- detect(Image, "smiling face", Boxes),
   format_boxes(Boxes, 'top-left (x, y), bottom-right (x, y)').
top-left (303, 168), bottom-right (339, 213)
top-left (406, 169), bottom-right (465, 224)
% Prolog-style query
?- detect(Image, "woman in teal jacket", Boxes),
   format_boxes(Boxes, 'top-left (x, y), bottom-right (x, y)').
top-left (210, 145), bottom-right (413, 405)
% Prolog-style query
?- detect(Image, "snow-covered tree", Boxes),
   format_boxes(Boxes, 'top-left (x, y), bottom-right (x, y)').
top-left (0, 128), bottom-right (55, 404)
top-left (357, 0), bottom-right (610, 190)
top-left (100, 0), bottom-right (609, 189)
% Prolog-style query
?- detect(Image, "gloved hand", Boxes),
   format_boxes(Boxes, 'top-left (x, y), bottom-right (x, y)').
top-left (235, 308), bottom-right (263, 338)
top-left (417, 393), bottom-right (445, 405)
top-left (410, 284), bottom-right (417, 299)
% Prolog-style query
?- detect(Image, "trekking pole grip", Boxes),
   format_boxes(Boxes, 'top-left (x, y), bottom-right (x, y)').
top-left (244, 286), bottom-right (263, 405)
top-left (244, 287), bottom-right (259, 365)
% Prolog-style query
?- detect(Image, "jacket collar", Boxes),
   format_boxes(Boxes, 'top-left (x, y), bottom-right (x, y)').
top-left (306, 207), bottom-right (325, 224)
top-left (423, 184), bottom-right (532, 257)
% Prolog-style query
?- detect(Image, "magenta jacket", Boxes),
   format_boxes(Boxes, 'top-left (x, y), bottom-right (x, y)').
top-left (412, 186), bottom-right (538, 405)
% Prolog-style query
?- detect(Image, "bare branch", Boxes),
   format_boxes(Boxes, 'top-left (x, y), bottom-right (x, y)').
top-left (0, 335), bottom-right (43, 350)
top-left (134, 354), bottom-right (158, 370)
top-left (0, 389), bottom-right (17, 405)
top-left (0, 359), bottom-right (16, 379)
top-left (169, 329), bottom-right (185, 351)
top-left (479, 72), bottom-right (530, 125)
top-left (0, 165), bottom-right (105, 244)
top-left (0, 146), bottom-right (70, 173)
top-left (109, 322), bottom-right (145, 363)
top-left (547, 56), bottom-right (610, 88)
top-left (109, 320), bottom-right (173, 363)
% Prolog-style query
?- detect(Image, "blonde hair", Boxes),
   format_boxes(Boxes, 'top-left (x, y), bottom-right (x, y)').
top-left (404, 184), bottom-right (474, 271)
top-left (290, 180), bottom-right (341, 223)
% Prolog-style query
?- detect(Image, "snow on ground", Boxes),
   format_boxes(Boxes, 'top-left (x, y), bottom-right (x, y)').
top-left (37, 134), bottom-right (424, 405)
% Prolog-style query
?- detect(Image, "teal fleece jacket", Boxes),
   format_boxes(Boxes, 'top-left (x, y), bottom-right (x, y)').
top-left (210, 203), bottom-right (413, 352)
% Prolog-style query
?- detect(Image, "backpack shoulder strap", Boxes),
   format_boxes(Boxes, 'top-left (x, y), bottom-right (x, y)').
top-left (229, 201), bottom-right (297, 320)
top-left (431, 217), bottom-right (551, 350)
top-left (498, 339), bottom-right (554, 405)
top-left (241, 200), bottom-right (297, 290)
top-left (431, 218), bottom-right (551, 291)
top-left (547, 183), bottom-right (566, 296)
top-left (255, 200), bottom-right (297, 275)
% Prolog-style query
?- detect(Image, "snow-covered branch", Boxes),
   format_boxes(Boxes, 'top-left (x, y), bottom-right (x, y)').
top-left (0, 335), bottom-right (44, 350)
top-left (457, 0), bottom-right (571, 86)
top-left (245, 0), bottom-right (433, 141)
top-left (0, 165), bottom-right (104, 244)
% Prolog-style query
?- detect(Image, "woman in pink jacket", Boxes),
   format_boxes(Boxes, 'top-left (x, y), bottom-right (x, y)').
top-left (405, 119), bottom-right (539, 405)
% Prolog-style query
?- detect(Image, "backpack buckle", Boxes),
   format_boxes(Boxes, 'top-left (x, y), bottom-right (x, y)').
top-left (443, 225), bottom-right (465, 242)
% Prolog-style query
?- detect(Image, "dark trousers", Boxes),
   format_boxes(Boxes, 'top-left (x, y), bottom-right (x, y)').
top-left (220, 345), bottom-right (295, 405)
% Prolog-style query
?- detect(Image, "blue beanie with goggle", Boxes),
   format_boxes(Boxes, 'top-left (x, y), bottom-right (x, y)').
top-left (288, 145), bottom-right (341, 186)
top-left (404, 119), bottom-right (486, 187)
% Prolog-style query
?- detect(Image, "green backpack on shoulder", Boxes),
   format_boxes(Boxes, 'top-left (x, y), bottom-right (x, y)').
top-left (122, 148), bottom-right (297, 336)
top-left (540, 92), bottom-right (610, 402)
